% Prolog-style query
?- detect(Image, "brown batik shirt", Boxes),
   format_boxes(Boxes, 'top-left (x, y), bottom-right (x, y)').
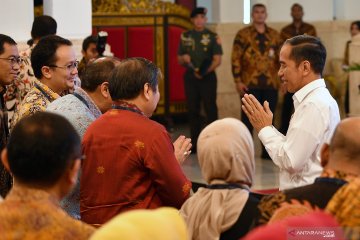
top-left (231, 25), bottom-right (282, 89)
top-left (0, 86), bottom-right (11, 198)
top-left (280, 22), bottom-right (317, 42)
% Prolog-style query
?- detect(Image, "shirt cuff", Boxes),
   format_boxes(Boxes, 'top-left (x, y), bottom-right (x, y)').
top-left (258, 125), bottom-right (277, 144)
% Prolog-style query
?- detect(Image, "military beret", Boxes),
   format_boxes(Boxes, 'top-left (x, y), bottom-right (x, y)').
top-left (190, 7), bottom-right (207, 18)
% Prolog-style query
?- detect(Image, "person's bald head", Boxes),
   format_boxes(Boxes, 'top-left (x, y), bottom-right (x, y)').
top-left (322, 117), bottom-right (360, 175)
top-left (329, 117), bottom-right (360, 159)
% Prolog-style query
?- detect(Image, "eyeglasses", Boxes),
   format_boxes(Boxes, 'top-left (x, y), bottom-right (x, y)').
top-left (0, 56), bottom-right (23, 66)
top-left (49, 61), bottom-right (79, 72)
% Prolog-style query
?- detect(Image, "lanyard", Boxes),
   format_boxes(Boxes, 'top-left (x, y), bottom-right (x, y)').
top-left (34, 83), bottom-right (53, 102)
top-left (111, 103), bottom-right (144, 116)
top-left (72, 92), bottom-right (90, 109)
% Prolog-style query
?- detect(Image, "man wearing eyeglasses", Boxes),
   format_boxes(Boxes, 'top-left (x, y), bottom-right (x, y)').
top-left (12, 35), bottom-right (78, 128)
top-left (0, 34), bottom-right (20, 198)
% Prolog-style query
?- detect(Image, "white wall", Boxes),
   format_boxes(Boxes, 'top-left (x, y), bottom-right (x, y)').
top-left (44, 0), bottom-right (92, 39)
top-left (252, 0), bottom-right (334, 22)
top-left (197, 0), bottom-right (215, 23)
top-left (335, 0), bottom-right (360, 20)
top-left (0, 0), bottom-right (33, 42)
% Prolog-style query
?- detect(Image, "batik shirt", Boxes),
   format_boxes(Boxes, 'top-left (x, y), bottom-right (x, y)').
top-left (231, 25), bottom-right (282, 89)
top-left (47, 87), bottom-right (102, 219)
top-left (4, 46), bottom-right (36, 107)
top-left (0, 185), bottom-right (95, 239)
top-left (11, 79), bottom-right (60, 129)
top-left (326, 177), bottom-right (360, 240)
top-left (256, 169), bottom-right (357, 225)
top-left (0, 86), bottom-right (11, 198)
top-left (280, 22), bottom-right (317, 42)
top-left (81, 101), bottom-right (191, 226)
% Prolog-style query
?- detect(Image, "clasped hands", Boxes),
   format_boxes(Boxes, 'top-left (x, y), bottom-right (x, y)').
top-left (241, 94), bottom-right (273, 133)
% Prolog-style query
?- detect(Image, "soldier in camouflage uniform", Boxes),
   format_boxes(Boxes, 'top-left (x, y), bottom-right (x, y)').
top-left (178, 7), bottom-right (223, 152)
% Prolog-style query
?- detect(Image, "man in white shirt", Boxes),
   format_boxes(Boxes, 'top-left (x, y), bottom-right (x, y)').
top-left (241, 35), bottom-right (340, 190)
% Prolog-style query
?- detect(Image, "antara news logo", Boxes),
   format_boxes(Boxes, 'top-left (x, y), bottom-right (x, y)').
top-left (287, 227), bottom-right (343, 239)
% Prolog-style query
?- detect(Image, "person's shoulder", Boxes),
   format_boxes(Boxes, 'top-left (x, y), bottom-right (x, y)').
top-left (266, 26), bottom-right (280, 34)
top-left (204, 28), bottom-right (217, 35)
top-left (181, 30), bottom-right (193, 37)
top-left (47, 94), bottom-right (77, 109)
top-left (303, 22), bottom-right (316, 29)
top-left (281, 23), bottom-right (293, 32)
top-left (237, 26), bottom-right (253, 34)
top-left (55, 208), bottom-right (95, 238)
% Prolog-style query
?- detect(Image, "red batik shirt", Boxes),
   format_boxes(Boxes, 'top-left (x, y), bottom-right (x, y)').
top-left (80, 102), bottom-right (191, 226)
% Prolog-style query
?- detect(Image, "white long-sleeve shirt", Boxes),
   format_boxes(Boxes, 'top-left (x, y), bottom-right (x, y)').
top-left (259, 79), bottom-right (340, 190)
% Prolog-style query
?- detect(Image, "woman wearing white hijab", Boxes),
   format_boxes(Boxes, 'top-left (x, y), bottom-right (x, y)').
top-left (180, 118), bottom-right (259, 240)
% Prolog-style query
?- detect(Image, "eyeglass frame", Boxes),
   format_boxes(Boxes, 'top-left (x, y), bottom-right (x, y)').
top-left (48, 60), bottom-right (79, 72)
top-left (0, 56), bottom-right (23, 66)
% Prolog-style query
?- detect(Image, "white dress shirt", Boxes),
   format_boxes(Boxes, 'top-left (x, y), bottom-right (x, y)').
top-left (258, 79), bottom-right (340, 190)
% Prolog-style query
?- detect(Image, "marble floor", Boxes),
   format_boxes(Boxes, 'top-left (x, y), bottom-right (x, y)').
top-left (168, 120), bottom-right (279, 191)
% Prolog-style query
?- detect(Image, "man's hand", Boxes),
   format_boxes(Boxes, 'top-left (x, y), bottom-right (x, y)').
top-left (194, 71), bottom-right (203, 79)
top-left (235, 82), bottom-right (248, 97)
top-left (241, 94), bottom-right (273, 132)
top-left (182, 54), bottom-right (191, 64)
top-left (177, 54), bottom-right (191, 67)
top-left (173, 135), bottom-right (192, 165)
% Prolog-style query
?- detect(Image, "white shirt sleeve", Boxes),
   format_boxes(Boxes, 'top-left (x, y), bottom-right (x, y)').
top-left (258, 102), bottom-right (328, 174)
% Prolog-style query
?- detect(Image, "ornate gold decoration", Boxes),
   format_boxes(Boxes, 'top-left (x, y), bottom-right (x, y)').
top-left (168, 16), bottom-right (193, 29)
top-left (93, 16), bottom-right (155, 26)
top-left (92, 0), bottom-right (190, 17)
top-left (155, 22), bottom-right (165, 107)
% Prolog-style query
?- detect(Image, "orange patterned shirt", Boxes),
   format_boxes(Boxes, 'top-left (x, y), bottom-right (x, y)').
top-left (231, 25), bottom-right (282, 89)
top-left (0, 185), bottom-right (94, 240)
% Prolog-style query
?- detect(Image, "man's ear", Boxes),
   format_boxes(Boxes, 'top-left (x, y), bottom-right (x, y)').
top-left (41, 66), bottom-right (52, 79)
top-left (302, 60), bottom-right (311, 76)
top-left (320, 143), bottom-right (330, 167)
top-left (67, 159), bottom-right (81, 186)
top-left (81, 49), bottom-right (86, 57)
top-left (1, 149), bottom-right (12, 174)
top-left (143, 83), bottom-right (151, 101)
top-left (100, 82), bottom-right (111, 99)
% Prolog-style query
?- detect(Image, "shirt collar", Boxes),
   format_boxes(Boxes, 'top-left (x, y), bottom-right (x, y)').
top-left (250, 24), bottom-right (270, 34)
top-left (34, 79), bottom-right (60, 101)
top-left (74, 87), bottom-right (102, 118)
top-left (293, 79), bottom-right (325, 107)
top-left (6, 184), bottom-right (59, 207)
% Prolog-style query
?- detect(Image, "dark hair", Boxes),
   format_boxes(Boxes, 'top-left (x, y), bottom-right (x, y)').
top-left (7, 112), bottom-right (81, 187)
top-left (82, 35), bottom-right (98, 52)
top-left (31, 35), bottom-right (72, 79)
top-left (252, 3), bottom-right (266, 12)
top-left (284, 35), bottom-right (326, 75)
top-left (81, 57), bottom-right (120, 92)
top-left (291, 3), bottom-right (303, 11)
top-left (109, 57), bottom-right (160, 100)
top-left (351, 21), bottom-right (360, 31)
top-left (0, 34), bottom-right (16, 55)
top-left (30, 15), bottom-right (57, 42)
